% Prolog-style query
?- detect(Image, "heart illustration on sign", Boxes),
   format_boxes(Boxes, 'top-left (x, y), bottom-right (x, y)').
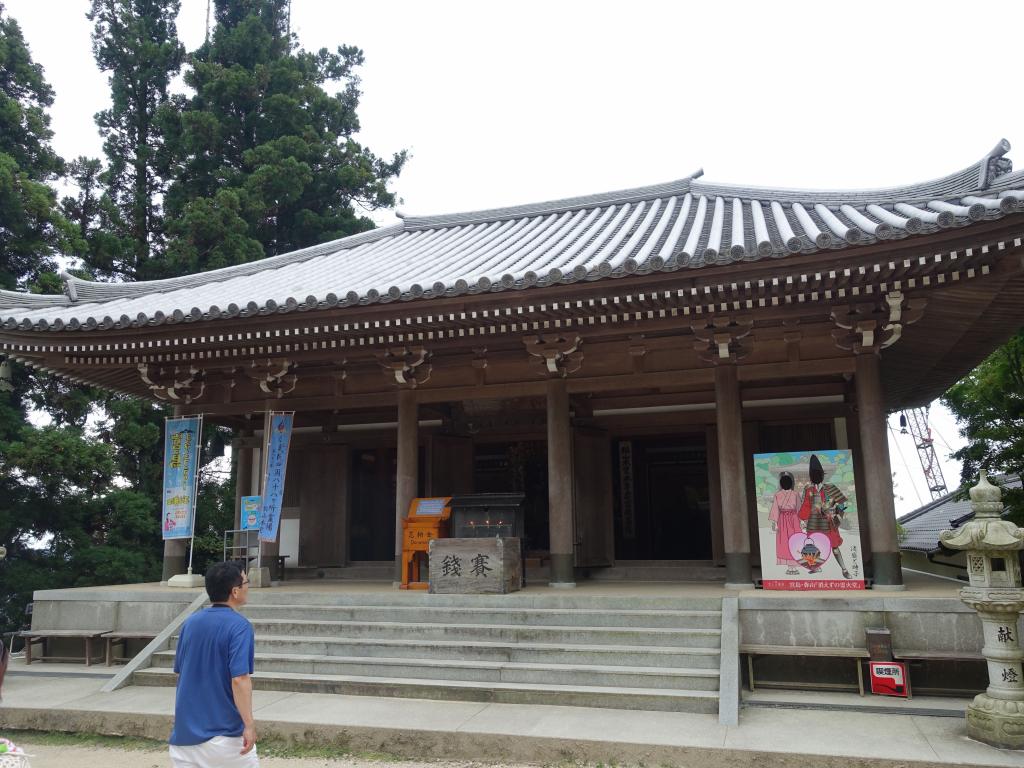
top-left (788, 532), bottom-right (832, 572)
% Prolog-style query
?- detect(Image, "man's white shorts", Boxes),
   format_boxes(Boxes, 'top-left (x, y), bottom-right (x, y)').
top-left (169, 735), bottom-right (259, 767)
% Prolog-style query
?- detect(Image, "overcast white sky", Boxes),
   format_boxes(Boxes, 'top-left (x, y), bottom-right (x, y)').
top-left (7, 0), bottom-right (1020, 513)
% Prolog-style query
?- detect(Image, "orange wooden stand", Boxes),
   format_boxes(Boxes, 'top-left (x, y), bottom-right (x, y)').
top-left (400, 497), bottom-right (451, 589)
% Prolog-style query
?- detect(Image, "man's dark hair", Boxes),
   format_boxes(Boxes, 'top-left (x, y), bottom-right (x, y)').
top-left (779, 471), bottom-right (794, 491)
top-left (205, 561), bottom-right (244, 603)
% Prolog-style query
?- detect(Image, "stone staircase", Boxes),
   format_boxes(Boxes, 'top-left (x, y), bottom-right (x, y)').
top-left (281, 561), bottom-right (394, 581)
top-left (586, 560), bottom-right (727, 582)
top-left (134, 591), bottom-right (724, 713)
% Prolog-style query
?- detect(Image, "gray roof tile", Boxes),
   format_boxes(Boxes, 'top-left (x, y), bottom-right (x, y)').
top-left (897, 474), bottom-right (1022, 552)
top-left (1, 140), bottom-right (1023, 332)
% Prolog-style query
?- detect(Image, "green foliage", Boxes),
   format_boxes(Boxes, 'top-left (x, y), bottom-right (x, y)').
top-left (153, 0), bottom-right (405, 275)
top-left (2, 1), bottom-right (406, 638)
top-left (0, 6), bottom-right (74, 289)
top-left (942, 330), bottom-right (1024, 525)
top-left (85, 0), bottom-right (184, 278)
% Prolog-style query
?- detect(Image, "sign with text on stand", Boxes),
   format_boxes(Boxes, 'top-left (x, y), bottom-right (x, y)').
top-left (240, 496), bottom-right (262, 531)
top-left (869, 661), bottom-right (910, 697)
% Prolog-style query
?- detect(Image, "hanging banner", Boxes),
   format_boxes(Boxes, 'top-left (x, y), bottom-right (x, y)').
top-left (162, 416), bottom-right (203, 540)
top-left (752, 449), bottom-right (866, 591)
top-left (259, 412), bottom-right (294, 542)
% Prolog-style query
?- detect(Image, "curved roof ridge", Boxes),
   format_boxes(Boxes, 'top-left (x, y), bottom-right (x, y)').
top-left (63, 224), bottom-right (404, 304)
top-left (692, 139), bottom-right (1013, 206)
top-left (400, 174), bottom-right (703, 230)
top-left (0, 289), bottom-right (70, 309)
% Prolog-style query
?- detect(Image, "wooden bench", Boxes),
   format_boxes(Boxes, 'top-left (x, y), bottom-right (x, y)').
top-left (19, 629), bottom-right (110, 666)
top-left (894, 648), bottom-right (984, 662)
top-left (102, 631), bottom-right (159, 666)
top-left (740, 644), bottom-right (870, 696)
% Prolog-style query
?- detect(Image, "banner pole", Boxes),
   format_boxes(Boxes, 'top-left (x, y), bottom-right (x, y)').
top-left (257, 410), bottom-right (272, 573)
top-left (186, 414), bottom-right (204, 575)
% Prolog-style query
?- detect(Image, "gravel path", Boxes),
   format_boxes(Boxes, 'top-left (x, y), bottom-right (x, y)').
top-left (13, 742), bottom-right (536, 768)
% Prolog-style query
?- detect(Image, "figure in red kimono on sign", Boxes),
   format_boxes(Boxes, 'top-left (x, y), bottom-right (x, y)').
top-left (799, 454), bottom-right (852, 579)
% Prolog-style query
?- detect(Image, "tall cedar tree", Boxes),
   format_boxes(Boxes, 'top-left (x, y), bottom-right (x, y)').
top-left (942, 330), bottom-right (1024, 525)
top-left (86, 0), bottom-right (185, 278)
top-left (0, 3), bottom-right (76, 290)
top-left (0, 4), bottom-right (164, 636)
top-left (155, 0), bottom-right (406, 277)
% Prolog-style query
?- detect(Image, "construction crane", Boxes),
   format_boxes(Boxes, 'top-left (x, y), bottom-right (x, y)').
top-left (899, 407), bottom-right (948, 500)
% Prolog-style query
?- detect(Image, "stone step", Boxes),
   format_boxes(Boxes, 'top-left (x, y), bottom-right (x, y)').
top-left (132, 667), bottom-right (719, 713)
top-left (586, 566), bottom-right (726, 581)
top-left (149, 650), bottom-right (719, 690)
top-left (243, 591), bottom-right (722, 611)
top-left (242, 619), bottom-right (722, 648)
top-left (168, 634), bottom-right (722, 668)
top-left (240, 604), bottom-right (722, 629)
top-left (287, 564), bottom-right (394, 581)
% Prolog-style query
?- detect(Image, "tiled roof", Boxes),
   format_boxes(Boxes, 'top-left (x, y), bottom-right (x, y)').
top-left (2, 139), bottom-right (1023, 333)
top-left (897, 474), bottom-right (1021, 553)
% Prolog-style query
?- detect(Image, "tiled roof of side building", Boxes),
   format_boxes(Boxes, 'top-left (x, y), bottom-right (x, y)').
top-left (1, 139), bottom-right (1023, 332)
top-left (897, 474), bottom-right (1022, 553)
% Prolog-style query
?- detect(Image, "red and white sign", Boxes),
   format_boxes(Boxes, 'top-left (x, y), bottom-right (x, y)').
top-left (869, 661), bottom-right (909, 697)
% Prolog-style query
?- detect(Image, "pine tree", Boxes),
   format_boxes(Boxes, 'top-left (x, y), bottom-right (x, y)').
top-left (156, 0), bottom-right (405, 276)
top-left (86, 0), bottom-right (185, 278)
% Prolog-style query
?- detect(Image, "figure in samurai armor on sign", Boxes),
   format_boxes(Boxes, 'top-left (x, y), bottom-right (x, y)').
top-left (799, 454), bottom-right (852, 578)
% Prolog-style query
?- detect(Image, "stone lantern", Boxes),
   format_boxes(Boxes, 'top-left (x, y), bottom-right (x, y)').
top-left (939, 470), bottom-right (1024, 749)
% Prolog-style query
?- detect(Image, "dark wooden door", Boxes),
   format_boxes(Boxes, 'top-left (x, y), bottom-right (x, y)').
top-left (573, 428), bottom-right (614, 567)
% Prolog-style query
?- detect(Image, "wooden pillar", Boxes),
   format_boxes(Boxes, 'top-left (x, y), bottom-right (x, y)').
top-left (232, 436), bottom-right (254, 530)
top-left (715, 364), bottom-right (753, 586)
top-left (394, 388), bottom-right (418, 582)
top-left (546, 377), bottom-right (575, 587)
top-left (855, 351), bottom-right (902, 587)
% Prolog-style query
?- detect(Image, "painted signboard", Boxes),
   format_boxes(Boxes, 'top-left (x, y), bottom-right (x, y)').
top-left (240, 496), bottom-right (262, 531)
top-left (753, 449), bottom-right (866, 590)
top-left (162, 416), bottom-right (202, 540)
top-left (259, 412), bottom-right (293, 542)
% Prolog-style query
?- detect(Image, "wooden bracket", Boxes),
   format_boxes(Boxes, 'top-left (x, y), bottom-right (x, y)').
top-left (471, 346), bottom-right (488, 385)
top-left (524, 334), bottom-right (583, 378)
top-left (627, 334), bottom-right (647, 374)
top-left (831, 291), bottom-right (926, 353)
top-left (243, 358), bottom-right (298, 398)
top-left (379, 346), bottom-right (432, 388)
top-left (138, 363), bottom-right (206, 404)
top-left (691, 316), bottom-right (753, 364)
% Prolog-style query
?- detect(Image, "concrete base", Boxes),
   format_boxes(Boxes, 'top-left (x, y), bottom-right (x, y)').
top-left (872, 552), bottom-right (904, 587)
top-left (724, 553), bottom-right (751, 586)
top-left (548, 582), bottom-right (577, 589)
top-left (724, 582), bottom-right (755, 590)
top-left (967, 695), bottom-right (1024, 749)
top-left (548, 553), bottom-right (574, 585)
top-left (166, 572), bottom-right (204, 588)
top-left (247, 566), bottom-right (273, 588)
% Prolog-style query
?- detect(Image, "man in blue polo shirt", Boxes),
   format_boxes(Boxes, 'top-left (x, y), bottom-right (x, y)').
top-left (170, 561), bottom-right (258, 767)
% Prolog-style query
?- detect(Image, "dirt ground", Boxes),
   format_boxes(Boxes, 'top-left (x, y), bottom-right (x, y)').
top-left (12, 742), bottom-right (536, 768)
